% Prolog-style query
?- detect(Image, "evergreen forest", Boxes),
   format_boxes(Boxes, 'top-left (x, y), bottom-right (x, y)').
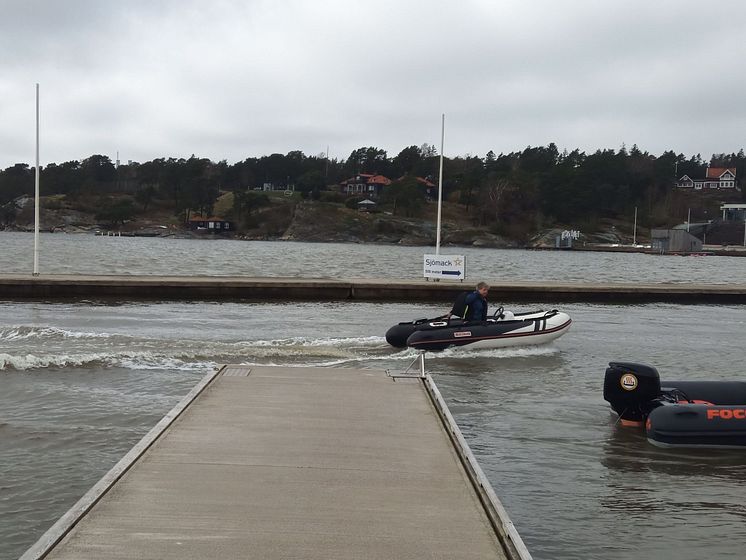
top-left (1, 144), bottom-right (744, 239)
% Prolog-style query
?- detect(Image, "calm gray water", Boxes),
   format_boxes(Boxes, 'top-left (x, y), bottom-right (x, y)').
top-left (1, 233), bottom-right (746, 560)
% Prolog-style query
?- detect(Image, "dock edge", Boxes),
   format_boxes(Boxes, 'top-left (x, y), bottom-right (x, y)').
top-left (19, 367), bottom-right (223, 560)
top-left (423, 374), bottom-right (534, 560)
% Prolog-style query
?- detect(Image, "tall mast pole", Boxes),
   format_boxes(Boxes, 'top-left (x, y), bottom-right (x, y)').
top-left (325, 145), bottom-right (329, 180)
top-left (436, 113), bottom-right (444, 255)
top-left (33, 83), bottom-right (40, 276)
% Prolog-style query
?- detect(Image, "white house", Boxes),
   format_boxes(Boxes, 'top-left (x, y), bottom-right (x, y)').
top-left (677, 167), bottom-right (738, 190)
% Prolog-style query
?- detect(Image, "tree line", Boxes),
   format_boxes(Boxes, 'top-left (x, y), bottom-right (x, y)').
top-left (1, 144), bottom-right (744, 235)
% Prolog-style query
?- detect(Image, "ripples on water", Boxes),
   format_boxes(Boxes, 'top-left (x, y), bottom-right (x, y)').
top-left (1, 302), bottom-right (744, 560)
top-left (2, 231), bottom-right (745, 283)
top-left (2, 235), bottom-right (746, 559)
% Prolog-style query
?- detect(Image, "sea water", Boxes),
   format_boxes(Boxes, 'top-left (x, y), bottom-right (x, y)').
top-left (1, 233), bottom-right (745, 559)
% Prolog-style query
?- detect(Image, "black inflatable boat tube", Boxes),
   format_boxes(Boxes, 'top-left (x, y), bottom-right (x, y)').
top-left (647, 404), bottom-right (746, 448)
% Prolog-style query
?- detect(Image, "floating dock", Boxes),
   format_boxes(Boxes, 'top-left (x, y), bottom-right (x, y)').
top-left (21, 365), bottom-right (530, 560)
top-left (2, 274), bottom-right (746, 303)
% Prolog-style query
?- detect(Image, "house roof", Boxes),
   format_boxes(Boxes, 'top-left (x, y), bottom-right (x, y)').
top-left (394, 175), bottom-right (436, 188)
top-left (706, 167), bottom-right (736, 179)
top-left (341, 174), bottom-right (392, 186)
top-left (367, 175), bottom-right (392, 185)
top-left (341, 173), bottom-right (373, 185)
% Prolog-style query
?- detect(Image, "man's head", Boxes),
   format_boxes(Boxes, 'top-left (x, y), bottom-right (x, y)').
top-left (476, 281), bottom-right (489, 297)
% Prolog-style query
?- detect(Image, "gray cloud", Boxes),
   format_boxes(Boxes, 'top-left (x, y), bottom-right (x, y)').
top-left (1, 0), bottom-right (744, 169)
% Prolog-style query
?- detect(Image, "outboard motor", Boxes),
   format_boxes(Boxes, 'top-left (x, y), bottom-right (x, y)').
top-left (385, 318), bottom-right (429, 348)
top-left (603, 362), bottom-right (662, 425)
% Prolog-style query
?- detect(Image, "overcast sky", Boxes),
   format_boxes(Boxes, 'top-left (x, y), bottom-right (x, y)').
top-left (1, 0), bottom-right (744, 169)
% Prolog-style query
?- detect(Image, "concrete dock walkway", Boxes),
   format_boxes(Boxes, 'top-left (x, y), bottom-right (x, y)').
top-left (2, 273), bottom-right (746, 303)
top-left (22, 365), bottom-right (527, 559)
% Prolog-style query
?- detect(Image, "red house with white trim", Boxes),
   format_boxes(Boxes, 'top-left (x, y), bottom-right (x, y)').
top-left (339, 174), bottom-right (392, 197)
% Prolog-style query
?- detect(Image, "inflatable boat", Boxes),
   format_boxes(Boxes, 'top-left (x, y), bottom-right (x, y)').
top-left (604, 361), bottom-right (746, 448)
top-left (386, 308), bottom-right (572, 351)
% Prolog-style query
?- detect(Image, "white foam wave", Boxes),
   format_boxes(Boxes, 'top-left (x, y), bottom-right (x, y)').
top-left (0, 333), bottom-right (408, 372)
top-left (232, 358), bottom-right (357, 368)
top-left (1, 337), bottom-right (559, 372)
top-left (174, 342), bottom-right (364, 361)
top-left (0, 326), bottom-right (112, 341)
top-left (0, 339), bottom-right (390, 372)
top-left (245, 336), bottom-right (386, 348)
top-left (117, 357), bottom-right (218, 371)
top-left (435, 345), bottom-right (561, 359)
top-left (379, 344), bottom-right (561, 361)
top-left (0, 351), bottom-right (214, 372)
top-left (200, 336), bottom-right (390, 362)
top-left (0, 352), bottom-right (112, 370)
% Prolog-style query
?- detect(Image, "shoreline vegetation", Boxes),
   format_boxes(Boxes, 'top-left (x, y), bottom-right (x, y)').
top-left (1, 144), bottom-right (744, 253)
top-left (3, 201), bottom-right (745, 257)
top-left (1, 192), bottom-right (647, 249)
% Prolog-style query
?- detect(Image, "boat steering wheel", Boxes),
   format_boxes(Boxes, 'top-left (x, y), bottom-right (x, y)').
top-left (492, 306), bottom-right (505, 320)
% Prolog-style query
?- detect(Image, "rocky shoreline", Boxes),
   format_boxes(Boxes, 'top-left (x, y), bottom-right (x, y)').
top-left (3, 197), bottom-right (641, 250)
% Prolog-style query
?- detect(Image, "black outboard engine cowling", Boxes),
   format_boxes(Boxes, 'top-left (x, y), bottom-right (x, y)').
top-left (603, 362), bottom-right (662, 423)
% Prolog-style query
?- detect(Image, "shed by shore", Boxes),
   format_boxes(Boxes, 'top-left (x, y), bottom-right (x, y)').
top-left (651, 229), bottom-right (703, 254)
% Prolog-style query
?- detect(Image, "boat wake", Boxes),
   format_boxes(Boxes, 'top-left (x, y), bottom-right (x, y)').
top-left (387, 344), bottom-right (561, 361)
top-left (0, 327), bottom-right (394, 372)
top-left (0, 321), bottom-right (568, 372)
top-left (0, 322), bottom-right (562, 373)
top-left (0, 352), bottom-right (217, 372)
top-left (0, 325), bottom-right (113, 340)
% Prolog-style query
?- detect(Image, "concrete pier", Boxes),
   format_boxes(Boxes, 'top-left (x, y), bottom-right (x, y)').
top-left (2, 274), bottom-right (746, 303)
top-left (21, 365), bottom-right (529, 560)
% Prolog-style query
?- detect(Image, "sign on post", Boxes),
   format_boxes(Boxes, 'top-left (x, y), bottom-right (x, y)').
top-left (423, 254), bottom-right (466, 281)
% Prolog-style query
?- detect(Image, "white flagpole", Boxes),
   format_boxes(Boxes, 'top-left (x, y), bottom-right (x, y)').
top-left (436, 113), bottom-right (444, 255)
top-left (33, 83), bottom-right (40, 276)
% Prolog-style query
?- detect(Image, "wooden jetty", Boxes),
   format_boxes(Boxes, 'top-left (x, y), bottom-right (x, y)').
top-left (21, 364), bottom-right (530, 560)
top-left (2, 274), bottom-right (746, 303)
